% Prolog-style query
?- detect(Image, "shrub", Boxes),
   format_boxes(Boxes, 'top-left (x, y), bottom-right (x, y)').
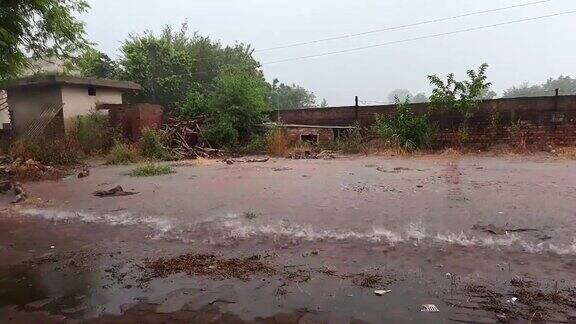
top-left (107, 141), bottom-right (140, 165)
top-left (10, 138), bottom-right (83, 165)
top-left (129, 163), bottom-right (175, 177)
top-left (267, 126), bottom-right (289, 156)
top-left (373, 99), bottom-right (431, 150)
top-left (334, 125), bottom-right (364, 154)
top-left (67, 111), bottom-right (113, 154)
top-left (203, 117), bottom-right (239, 148)
top-left (238, 134), bottom-right (267, 154)
top-left (140, 128), bottom-right (172, 160)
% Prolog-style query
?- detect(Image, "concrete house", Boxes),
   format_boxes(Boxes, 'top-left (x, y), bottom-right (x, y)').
top-left (0, 75), bottom-right (141, 138)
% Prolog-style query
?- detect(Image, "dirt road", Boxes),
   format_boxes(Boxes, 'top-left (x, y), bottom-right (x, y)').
top-left (1, 155), bottom-right (576, 323)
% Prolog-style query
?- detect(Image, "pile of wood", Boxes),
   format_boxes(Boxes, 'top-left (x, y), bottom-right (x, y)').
top-left (161, 116), bottom-right (224, 159)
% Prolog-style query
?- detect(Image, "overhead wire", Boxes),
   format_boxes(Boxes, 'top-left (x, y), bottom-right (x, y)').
top-left (263, 10), bottom-right (576, 65)
top-left (256, 0), bottom-right (552, 52)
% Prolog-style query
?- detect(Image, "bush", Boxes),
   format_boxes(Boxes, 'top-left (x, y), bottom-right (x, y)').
top-left (203, 117), bottom-right (239, 148)
top-left (67, 111), bottom-right (113, 154)
top-left (238, 134), bottom-right (267, 154)
top-left (107, 141), bottom-right (140, 165)
top-left (140, 128), bottom-right (172, 160)
top-left (334, 125), bottom-right (364, 154)
top-left (373, 99), bottom-right (431, 150)
top-left (129, 163), bottom-right (175, 177)
top-left (10, 138), bottom-right (83, 165)
top-left (266, 127), bottom-right (289, 156)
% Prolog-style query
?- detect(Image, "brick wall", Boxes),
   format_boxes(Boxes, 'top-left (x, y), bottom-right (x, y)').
top-left (270, 96), bottom-right (576, 149)
top-left (102, 103), bottom-right (163, 141)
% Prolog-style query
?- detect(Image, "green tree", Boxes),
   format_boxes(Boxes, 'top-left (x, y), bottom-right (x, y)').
top-left (120, 23), bottom-right (262, 113)
top-left (503, 75), bottom-right (576, 98)
top-left (320, 98), bottom-right (328, 108)
top-left (374, 98), bottom-right (431, 150)
top-left (428, 63), bottom-right (492, 120)
top-left (0, 0), bottom-right (90, 80)
top-left (269, 79), bottom-right (317, 109)
top-left (203, 68), bottom-right (269, 146)
top-left (412, 93), bottom-right (429, 103)
top-left (76, 48), bottom-right (119, 79)
top-left (387, 89), bottom-right (412, 104)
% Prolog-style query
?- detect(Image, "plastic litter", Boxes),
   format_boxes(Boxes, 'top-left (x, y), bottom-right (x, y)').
top-left (507, 297), bottom-right (518, 304)
top-left (374, 290), bottom-right (391, 296)
top-left (421, 304), bottom-right (440, 312)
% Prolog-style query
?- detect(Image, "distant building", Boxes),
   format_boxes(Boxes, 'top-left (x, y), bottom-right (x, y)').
top-left (0, 75), bottom-right (141, 138)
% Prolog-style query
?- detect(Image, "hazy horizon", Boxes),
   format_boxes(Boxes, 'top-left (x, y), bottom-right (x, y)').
top-left (81, 0), bottom-right (575, 106)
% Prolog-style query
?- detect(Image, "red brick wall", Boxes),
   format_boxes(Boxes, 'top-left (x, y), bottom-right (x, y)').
top-left (104, 103), bottom-right (163, 141)
top-left (270, 96), bottom-right (576, 149)
top-left (283, 127), bottom-right (334, 145)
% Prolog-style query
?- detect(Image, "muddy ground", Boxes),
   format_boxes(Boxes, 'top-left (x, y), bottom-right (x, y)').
top-left (1, 155), bottom-right (576, 323)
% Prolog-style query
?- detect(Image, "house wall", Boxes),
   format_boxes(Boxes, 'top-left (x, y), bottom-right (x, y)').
top-left (7, 85), bottom-right (63, 137)
top-left (270, 96), bottom-right (576, 149)
top-left (61, 85), bottom-right (123, 120)
top-left (0, 90), bottom-right (8, 128)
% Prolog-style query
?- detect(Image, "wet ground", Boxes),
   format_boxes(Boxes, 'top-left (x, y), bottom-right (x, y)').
top-left (1, 155), bottom-right (576, 323)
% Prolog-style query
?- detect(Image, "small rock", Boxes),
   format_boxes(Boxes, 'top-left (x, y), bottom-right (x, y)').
top-left (374, 290), bottom-right (391, 296)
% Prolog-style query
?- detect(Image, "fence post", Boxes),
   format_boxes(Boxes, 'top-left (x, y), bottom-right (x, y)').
top-left (355, 96), bottom-right (359, 124)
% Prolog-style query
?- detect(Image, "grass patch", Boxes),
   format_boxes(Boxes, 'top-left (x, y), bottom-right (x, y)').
top-left (267, 127), bottom-right (289, 157)
top-left (140, 128), bottom-right (173, 160)
top-left (243, 210), bottom-right (258, 220)
top-left (129, 163), bottom-right (175, 177)
top-left (107, 141), bottom-right (140, 165)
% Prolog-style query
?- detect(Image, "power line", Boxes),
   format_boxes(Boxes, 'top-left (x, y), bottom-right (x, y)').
top-left (256, 0), bottom-right (552, 52)
top-left (263, 10), bottom-right (576, 65)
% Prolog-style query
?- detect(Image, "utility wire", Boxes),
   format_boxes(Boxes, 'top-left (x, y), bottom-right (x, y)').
top-left (263, 10), bottom-right (576, 65)
top-left (256, 0), bottom-right (552, 52)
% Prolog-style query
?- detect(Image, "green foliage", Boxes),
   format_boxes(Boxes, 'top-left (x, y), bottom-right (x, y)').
top-left (68, 111), bottom-right (113, 154)
top-left (75, 48), bottom-right (119, 79)
top-left (239, 134), bottom-right (267, 154)
top-left (0, 0), bottom-right (89, 80)
top-left (269, 78), bottom-right (317, 109)
top-left (129, 163), bottom-right (175, 177)
top-left (373, 99), bottom-right (431, 150)
top-left (334, 125), bottom-right (365, 154)
top-left (428, 63), bottom-right (492, 119)
top-left (412, 93), bottom-right (429, 103)
top-left (503, 75), bottom-right (576, 98)
top-left (140, 128), bottom-right (171, 160)
top-left (120, 23), bottom-right (262, 113)
top-left (107, 141), bottom-right (140, 165)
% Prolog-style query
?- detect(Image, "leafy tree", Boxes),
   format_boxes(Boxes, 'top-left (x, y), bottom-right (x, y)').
top-left (428, 63), bottom-right (492, 120)
top-left (412, 93), bottom-right (429, 103)
top-left (120, 24), bottom-right (262, 113)
top-left (387, 89), bottom-right (412, 104)
top-left (0, 0), bottom-right (90, 80)
top-left (76, 48), bottom-right (119, 79)
top-left (202, 68), bottom-right (269, 146)
top-left (503, 75), bottom-right (576, 98)
top-left (320, 98), bottom-right (328, 108)
top-left (268, 79), bottom-right (317, 109)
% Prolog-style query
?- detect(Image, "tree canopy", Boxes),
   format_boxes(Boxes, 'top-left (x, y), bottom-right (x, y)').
top-left (503, 75), bottom-right (576, 98)
top-left (0, 0), bottom-right (89, 80)
top-left (268, 79), bottom-right (317, 109)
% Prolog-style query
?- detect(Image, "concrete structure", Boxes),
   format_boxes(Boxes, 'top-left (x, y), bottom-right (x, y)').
top-left (0, 75), bottom-right (141, 138)
top-left (266, 123), bottom-right (355, 145)
top-left (271, 95), bottom-right (576, 149)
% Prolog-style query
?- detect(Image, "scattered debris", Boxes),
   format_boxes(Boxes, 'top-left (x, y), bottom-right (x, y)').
top-left (162, 116), bottom-right (225, 159)
top-left (374, 290), bottom-right (391, 296)
top-left (273, 167), bottom-right (292, 171)
top-left (351, 273), bottom-right (383, 288)
top-left (224, 157), bottom-right (270, 164)
top-left (11, 181), bottom-right (27, 203)
top-left (288, 150), bottom-right (336, 160)
top-left (93, 185), bottom-right (138, 197)
top-left (243, 211), bottom-right (258, 220)
top-left (0, 158), bottom-right (63, 181)
top-left (472, 224), bottom-right (539, 235)
top-left (420, 304), bottom-right (440, 312)
top-left (77, 168), bottom-right (90, 178)
top-left (507, 297), bottom-right (518, 304)
top-left (145, 253), bottom-right (275, 280)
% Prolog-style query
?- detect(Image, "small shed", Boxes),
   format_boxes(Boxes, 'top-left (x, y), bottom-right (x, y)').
top-left (0, 75), bottom-right (141, 139)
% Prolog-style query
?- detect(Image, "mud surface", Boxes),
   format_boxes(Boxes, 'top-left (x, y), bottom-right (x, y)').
top-left (1, 156), bottom-right (576, 323)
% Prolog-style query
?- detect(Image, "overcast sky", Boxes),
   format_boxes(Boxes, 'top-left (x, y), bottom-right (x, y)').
top-left (82, 0), bottom-right (575, 106)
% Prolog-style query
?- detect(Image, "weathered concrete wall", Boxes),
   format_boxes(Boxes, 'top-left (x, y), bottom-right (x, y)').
top-left (283, 127), bottom-right (335, 145)
top-left (0, 90), bottom-right (8, 128)
top-left (7, 85), bottom-right (63, 137)
top-left (61, 85), bottom-right (123, 120)
top-left (271, 96), bottom-right (576, 149)
top-left (105, 103), bottom-right (164, 141)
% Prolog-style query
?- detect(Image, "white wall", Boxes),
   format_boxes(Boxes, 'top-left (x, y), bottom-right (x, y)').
top-left (0, 90), bottom-right (8, 127)
top-left (7, 85), bottom-right (63, 136)
top-left (61, 85), bottom-right (123, 120)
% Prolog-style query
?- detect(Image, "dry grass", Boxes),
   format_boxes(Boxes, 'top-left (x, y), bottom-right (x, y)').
top-left (553, 147), bottom-right (576, 159)
top-left (171, 157), bottom-right (218, 167)
top-left (107, 141), bottom-right (140, 165)
top-left (267, 127), bottom-right (289, 157)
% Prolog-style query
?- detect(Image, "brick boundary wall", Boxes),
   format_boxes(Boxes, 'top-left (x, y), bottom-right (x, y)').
top-left (270, 95), bottom-right (576, 149)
